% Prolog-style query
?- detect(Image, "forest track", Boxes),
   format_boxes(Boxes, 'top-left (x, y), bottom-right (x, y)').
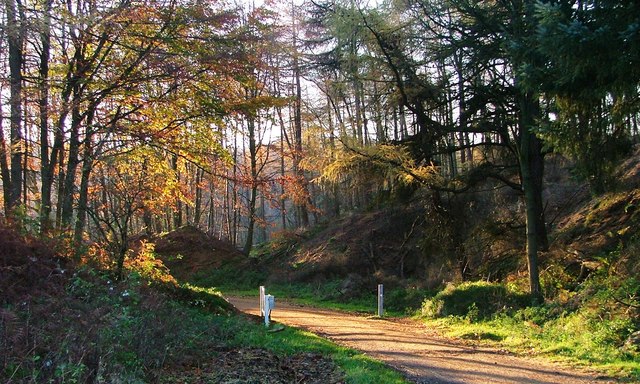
top-left (227, 296), bottom-right (617, 384)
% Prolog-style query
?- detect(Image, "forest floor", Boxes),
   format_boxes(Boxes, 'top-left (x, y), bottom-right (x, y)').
top-left (228, 296), bottom-right (617, 384)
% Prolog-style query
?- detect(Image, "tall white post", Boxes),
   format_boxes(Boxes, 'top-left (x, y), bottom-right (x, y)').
top-left (378, 284), bottom-right (384, 317)
top-left (259, 285), bottom-right (266, 317)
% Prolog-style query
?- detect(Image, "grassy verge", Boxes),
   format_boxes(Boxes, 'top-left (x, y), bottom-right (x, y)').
top-left (423, 315), bottom-right (639, 378)
top-left (419, 280), bottom-right (640, 381)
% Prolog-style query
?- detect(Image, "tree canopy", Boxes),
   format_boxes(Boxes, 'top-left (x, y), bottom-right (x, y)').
top-left (1, 0), bottom-right (639, 293)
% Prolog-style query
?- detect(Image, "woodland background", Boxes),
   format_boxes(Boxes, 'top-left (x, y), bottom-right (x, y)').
top-left (3, 1), bottom-right (640, 382)
top-left (1, 0), bottom-right (640, 294)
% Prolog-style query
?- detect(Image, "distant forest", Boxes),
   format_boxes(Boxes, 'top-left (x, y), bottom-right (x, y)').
top-left (1, 0), bottom-right (639, 294)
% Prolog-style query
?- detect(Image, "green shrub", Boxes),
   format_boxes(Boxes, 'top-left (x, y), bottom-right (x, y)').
top-left (385, 286), bottom-right (435, 313)
top-left (169, 283), bottom-right (235, 314)
top-left (513, 305), bottom-right (556, 326)
top-left (421, 281), bottom-right (532, 320)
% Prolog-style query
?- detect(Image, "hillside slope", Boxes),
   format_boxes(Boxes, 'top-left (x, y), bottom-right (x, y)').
top-left (150, 225), bottom-right (247, 280)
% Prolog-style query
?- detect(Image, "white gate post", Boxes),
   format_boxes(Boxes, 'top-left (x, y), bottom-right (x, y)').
top-left (259, 286), bottom-right (266, 317)
top-left (378, 284), bottom-right (384, 317)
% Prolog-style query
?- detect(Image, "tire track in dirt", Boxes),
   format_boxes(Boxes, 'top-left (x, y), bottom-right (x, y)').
top-left (227, 296), bottom-right (617, 384)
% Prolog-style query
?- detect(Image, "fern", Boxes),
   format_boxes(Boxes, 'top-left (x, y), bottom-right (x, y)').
top-left (0, 308), bottom-right (25, 366)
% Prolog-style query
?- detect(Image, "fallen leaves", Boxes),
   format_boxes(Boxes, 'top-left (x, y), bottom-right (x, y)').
top-left (159, 348), bottom-right (345, 384)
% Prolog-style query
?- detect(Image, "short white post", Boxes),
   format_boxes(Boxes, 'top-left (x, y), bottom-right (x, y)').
top-left (378, 284), bottom-right (384, 317)
top-left (259, 286), bottom-right (266, 317)
top-left (264, 294), bottom-right (275, 327)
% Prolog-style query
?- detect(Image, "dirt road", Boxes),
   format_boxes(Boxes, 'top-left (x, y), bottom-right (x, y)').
top-left (227, 296), bottom-right (615, 384)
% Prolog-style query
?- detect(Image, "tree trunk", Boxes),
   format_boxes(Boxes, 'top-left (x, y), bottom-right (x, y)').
top-left (171, 154), bottom-right (182, 228)
top-left (5, 0), bottom-right (24, 212)
top-left (143, 208), bottom-right (154, 234)
top-left (73, 152), bottom-right (92, 255)
top-left (207, 178), bottom-right (215, 234)
top-left (518, 90), bottom-right (547, 300)
top-left (244, 186), bottom-right (258, 254)
top-left (372, 82), bottom-right (385, 143)
top-left (73, 120), bottom-right (96, 255)
top-left (38, 0), bottom-right (53, 232)
top-left (45, 82), bottom-right (69, 230)
top-left (353, 75), bottom-right (364, 145)
top-left (60, 87), bottom-right (85, 227)
top-left (116, 222), bottom-right (128, 280)
top-left (243, 117), bottom-right (258, 255)
top-left (0, 114), bottom-right (11, 213)
top-left (279, 114), bottom-right (287, 230)
top-left (292, 19), bottom-right (309, 228)
top-left (194, 168), bottom-right (203, 226)
top-left (22, 113), bottom-right (28, 211)
top-left (259, 193), bottom-right (267, 242)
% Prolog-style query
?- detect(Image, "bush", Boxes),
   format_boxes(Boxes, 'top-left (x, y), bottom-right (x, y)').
top-left (421, 281), bottom-right (533, 320)
top-left (385, 286), bottom-right (435, 313)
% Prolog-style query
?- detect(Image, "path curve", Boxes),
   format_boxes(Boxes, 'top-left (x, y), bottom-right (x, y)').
top-left (227, 296), bottom-right (616, 384)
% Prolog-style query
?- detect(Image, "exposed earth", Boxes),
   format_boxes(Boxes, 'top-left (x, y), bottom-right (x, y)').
top-left (229, 297), bottom-right (617, 384)
top-left (158, 347), bottom-right (345, 384)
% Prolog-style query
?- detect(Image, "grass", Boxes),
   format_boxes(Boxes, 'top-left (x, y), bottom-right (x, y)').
top-left (418, 280), bottom-right (640, 381)
top-left (420, 281), bottom-right (533, 320)
top-left (424, 313), bottom-right (639, 379)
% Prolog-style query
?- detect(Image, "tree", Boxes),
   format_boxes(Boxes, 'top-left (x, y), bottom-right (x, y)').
top-left (303, 0), bottom-right (551, 296)
top-left (302, 0), bottom-right (404, 212)
top-left (531, 0), bottom-right (640, 193)
top-left (87, 147), bottom-right (182, 279)
top-left (3, 0), bottom-right (25, 213)
top-left (37, 0), bottom-right (53, 231)
top-left (232, 5), bottom-right (290, 254)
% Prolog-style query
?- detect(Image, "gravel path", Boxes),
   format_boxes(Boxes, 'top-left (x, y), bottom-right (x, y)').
top-left (227, 296), bottom-right (616, 384)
